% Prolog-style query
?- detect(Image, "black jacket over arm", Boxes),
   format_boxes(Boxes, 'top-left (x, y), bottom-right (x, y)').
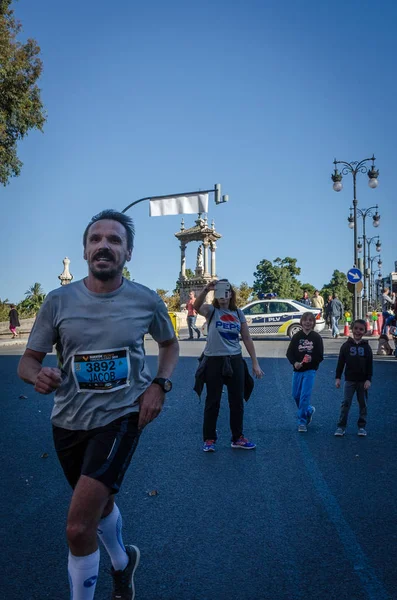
top-left (9, 309), bottom-right (20, 328)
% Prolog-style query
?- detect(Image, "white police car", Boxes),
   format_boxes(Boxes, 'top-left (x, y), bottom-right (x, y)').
top-left (241, 298), bottom-right (325, 338)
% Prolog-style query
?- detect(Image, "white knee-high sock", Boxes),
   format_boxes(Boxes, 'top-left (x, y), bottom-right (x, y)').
top-left (97, 504), bottom-right (128, 571)
top-left (68, 549), bottom-right (100, 600)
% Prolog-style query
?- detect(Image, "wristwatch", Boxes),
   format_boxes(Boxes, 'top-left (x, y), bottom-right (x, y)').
top-left (152, 377), bottom-right (173, 393)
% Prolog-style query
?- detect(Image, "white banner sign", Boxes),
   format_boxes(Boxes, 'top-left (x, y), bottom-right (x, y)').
top-left (149, 193), bottom-right (209, 217)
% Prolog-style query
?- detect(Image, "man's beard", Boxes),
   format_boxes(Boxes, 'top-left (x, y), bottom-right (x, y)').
top-left (89, 262), bottom-right (124, 281)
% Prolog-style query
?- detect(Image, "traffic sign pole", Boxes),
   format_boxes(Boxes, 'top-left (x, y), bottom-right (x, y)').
top-left (347, 268), bottom-right (363, 320)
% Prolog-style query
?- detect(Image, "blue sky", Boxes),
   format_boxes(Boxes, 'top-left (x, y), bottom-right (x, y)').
top-left (1, 0), bottom-right (396, 302)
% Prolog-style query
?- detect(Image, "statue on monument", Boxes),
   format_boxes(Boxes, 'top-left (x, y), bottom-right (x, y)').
top-left (196, 245), bottom-right (204, 270)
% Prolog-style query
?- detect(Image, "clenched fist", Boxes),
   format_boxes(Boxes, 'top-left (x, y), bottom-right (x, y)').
top-left (34, 367), bottom-right (62, 395)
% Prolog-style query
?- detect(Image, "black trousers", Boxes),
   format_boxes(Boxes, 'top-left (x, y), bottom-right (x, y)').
top-left (337, 381), bottom-right (367, 428)
top-left (203, 354), bottom-right (245, 442)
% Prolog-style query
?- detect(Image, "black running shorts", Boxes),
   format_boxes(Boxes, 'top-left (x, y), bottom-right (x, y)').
top-left (52, 413), bottom-right (140, 493)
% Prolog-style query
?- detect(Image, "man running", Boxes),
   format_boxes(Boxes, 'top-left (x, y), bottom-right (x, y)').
top-left (18, 209), bottom-right (179, 600)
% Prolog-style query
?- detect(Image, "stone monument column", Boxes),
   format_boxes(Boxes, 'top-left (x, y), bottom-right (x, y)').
top-left (58, 257), bottom-right (73, 286)
top-left (180, 242), bottom-right (187, 279)
top-left (210, 242), bottom-right (217, 277)
top-left (203, 241), bottom-right (210, 277)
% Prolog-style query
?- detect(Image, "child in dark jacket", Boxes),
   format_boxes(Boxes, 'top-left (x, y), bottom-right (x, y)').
top-left (286, 312), bottom-right (324, 433)
top-left (334, 319), bottom-right (373, 437)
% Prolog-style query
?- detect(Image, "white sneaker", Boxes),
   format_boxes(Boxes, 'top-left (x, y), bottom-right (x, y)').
top-left (334, 427), bottom-right (345, 436)
top-left (358, 428), bottom-right (367, 437)
top-left (298, 424), bottom-right (307, 433)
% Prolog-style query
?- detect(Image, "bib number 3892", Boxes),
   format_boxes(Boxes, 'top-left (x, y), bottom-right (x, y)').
top-left (73, 348), bottom-right (130, 393)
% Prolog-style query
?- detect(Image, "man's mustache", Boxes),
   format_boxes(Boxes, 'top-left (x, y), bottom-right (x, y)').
top-left (93, 250), bottom-right (115, 261)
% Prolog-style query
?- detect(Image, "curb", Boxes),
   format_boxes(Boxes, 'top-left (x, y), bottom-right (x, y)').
top-left (0, 339), bottom-right (28, 348)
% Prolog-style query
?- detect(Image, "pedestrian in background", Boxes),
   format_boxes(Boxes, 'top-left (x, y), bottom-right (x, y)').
top-left (300, 290), bottom-right (312, 306)
top-left (385, 304), bottom-right (397, 357)
top-left (186, 290), bottom-right (201, 340)
top-left (9, 304), bottom-right (20, 338)
top-left (334, 319), bottom-right (373, 437)
top-left (324, 294), bottom-right (333, 331)
top-left (330, 293), bottom-right (344, 338)
top-left (286, 312), bottom-right (324, 433)
top-left (376, 334), bottom-right (393, 356)
top-left (312, 290), bottom-right (324, 315)
top-left (194, 279), bottom-right (263, 452)
top-left (381, 287), bottom-right (395, 335)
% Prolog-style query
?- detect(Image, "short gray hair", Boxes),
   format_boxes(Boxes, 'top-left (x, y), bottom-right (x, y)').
top-left (83, 210), bottom-right (135, 251)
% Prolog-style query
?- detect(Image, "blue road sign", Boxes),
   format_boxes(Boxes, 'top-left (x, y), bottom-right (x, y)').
top-left (347, 267), bottom-right (362, 284)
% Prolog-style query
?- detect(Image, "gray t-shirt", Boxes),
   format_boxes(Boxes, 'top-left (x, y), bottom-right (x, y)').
top-left (27, 279), bottom-right (175, 430)
top-left (203, 307), bottom-right (246, 357)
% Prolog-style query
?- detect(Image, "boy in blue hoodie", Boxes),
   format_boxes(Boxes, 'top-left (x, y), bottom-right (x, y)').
top-left (334, 319), bottom-right (373, 437)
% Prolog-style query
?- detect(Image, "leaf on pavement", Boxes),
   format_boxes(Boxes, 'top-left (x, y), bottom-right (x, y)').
top-left (40, 453), bottom-right (49, 459)
top-left (19, 395), bottom-right (28, 399)
top-left (148, 489), bottom-right (159, 497)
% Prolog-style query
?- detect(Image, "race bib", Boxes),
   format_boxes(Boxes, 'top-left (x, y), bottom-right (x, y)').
top-left (72, 347), bottom-right (130, 393)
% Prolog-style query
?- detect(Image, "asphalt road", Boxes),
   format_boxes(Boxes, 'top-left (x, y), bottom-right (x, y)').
top-left (1, 334), bottom-right (396, 600)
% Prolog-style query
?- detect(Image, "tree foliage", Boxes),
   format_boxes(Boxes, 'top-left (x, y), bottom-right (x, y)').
top-left (20, 282), bottom-right (46, 316)
top-left (155, 288), bottom-right (181, 312)
top-left (122, 266), bottom-right (131, 280)
top-left (0, 0), bottom-right (46, 185)
top-left (321, 270), bottom-right (352, 313)
top-left (253, 256), bottom-right (354, 310)
top-left (155, 288), bottom-right (168, 302)
top-left (165, 293), bottom-right (181, 312)
top-left (0, 297), bottom-right (9, 321)
top-left (300, 283), bottom-right (316, 298)
top-left (253, 257), bottom-right (302, 299)
top-left (233, 281), bottom-right (253, 307)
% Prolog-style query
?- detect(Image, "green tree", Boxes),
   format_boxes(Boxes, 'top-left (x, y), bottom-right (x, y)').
top-left (17, 297), bottom-right (32, 317)
top-left (300, 283), bottom-right (316, 299)
top-left (122, 266), bottom-right (131, 280)
top-left (22, 282), bottom-right (46, 315)
top-left (155, 288), bottom-right (169, 303)
top-left (253, 257), bottom-right (302, 298)
top-left (166, 292), bottom-right (181, 312)
top-left (0, 1), bottom-right (46, 185)
top-left (321, 270), bottom-right (352, 314)
top-left (0, 297), bottom-right (10, 321)
top-left (233, 281), bottom-right (253, 307)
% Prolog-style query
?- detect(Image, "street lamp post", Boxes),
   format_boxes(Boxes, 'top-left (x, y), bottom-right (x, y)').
top-left (369, 255), bottom-right (382, 308)
top-left (375, 271), bottom-right (384, 307)
top-left (357, 234), bottom-right (381, 307)
top-left (352, 208), bottom-right (381, 313)
top-left (331, 155), bottom-right (379, 319)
